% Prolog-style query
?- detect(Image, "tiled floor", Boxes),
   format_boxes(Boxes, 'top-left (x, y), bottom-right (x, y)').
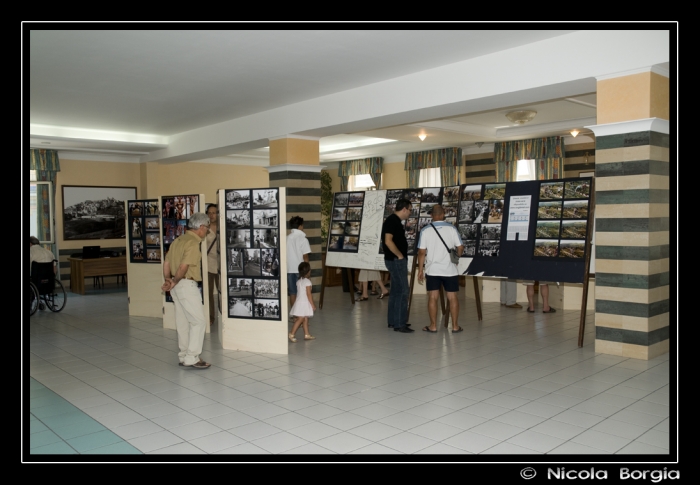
top-left (25, 281), bottom-right (673, 459)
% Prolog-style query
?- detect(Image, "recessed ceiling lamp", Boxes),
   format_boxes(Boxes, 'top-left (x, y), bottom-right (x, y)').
top-left (505, 110), bottom-right (537, 124)
top-left (570, 129), bottom-right (580, 137)
top-left (418, 134), bottom-right (426, 141)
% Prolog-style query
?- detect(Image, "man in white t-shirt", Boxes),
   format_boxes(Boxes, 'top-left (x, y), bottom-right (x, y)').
top-left (417, 205), bottom-right (464, 333)
top-left (287, 216), bottom-right (311, 307)
top-left (29, 236), bottom-right (56, 275)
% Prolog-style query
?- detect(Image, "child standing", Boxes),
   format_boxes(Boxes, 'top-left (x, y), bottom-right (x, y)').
top-left (289, 262), bottom-right (316, 342)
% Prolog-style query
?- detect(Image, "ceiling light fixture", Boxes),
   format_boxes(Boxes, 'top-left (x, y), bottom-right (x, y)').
top-left (570, 129), bottom-right (580, 138)
top-left (418, 134), bottom-right (426, 141)
top-left (505, 110), bottom-right (537, 125)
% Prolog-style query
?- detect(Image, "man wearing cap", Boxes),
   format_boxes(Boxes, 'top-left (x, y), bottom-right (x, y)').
top-left (161, 212), bottom-right (212, 369)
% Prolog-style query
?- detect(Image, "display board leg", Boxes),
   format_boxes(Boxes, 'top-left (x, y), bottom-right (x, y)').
top-left (439, 286), bottom-right (450, 328)
top-left (347, 268), bottom-right (356, 304)
top-left (473, 276), bottom-right (483, 321)
top-left (319, 259), bottom-right (327, 310)
top-left (407, 256), bottom-right (418, 322)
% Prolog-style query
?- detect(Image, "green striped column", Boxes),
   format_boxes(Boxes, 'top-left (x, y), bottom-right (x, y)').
top-left (268, 165), bottom-right (323, 295)
top-left (591, 119), bottom-right (670, 360)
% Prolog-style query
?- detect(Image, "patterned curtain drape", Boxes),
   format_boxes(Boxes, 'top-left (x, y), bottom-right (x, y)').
top-left (337, 157), bottom-right (383, 191)
top-left (29, 149), bottom-right (61, 265)
top-left (404, 148), bottom-right (463, 188)
top-left (494, 136), bottom-right (564, 181)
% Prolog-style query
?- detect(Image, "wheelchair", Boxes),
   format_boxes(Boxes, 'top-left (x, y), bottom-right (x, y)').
top-left (29, 260), bottom-right (66, 315)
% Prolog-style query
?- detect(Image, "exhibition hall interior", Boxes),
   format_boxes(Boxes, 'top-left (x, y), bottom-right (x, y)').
top-left (26, 28), bottom-right (674, 459)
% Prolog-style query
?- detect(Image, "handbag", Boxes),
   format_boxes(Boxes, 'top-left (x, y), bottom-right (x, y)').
top-left (430, 223), bottom-right (460, 265)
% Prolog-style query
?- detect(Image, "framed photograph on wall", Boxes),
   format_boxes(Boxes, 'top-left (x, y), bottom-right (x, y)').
top-left (62, 185), bottom-right (136, 240)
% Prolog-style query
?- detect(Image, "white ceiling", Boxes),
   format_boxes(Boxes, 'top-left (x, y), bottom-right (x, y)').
top-left (26, 28), bottom-right (671, 165)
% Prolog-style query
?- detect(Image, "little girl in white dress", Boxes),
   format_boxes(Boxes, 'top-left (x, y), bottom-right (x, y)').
top-left (289, 262), bottom-right (316, 342)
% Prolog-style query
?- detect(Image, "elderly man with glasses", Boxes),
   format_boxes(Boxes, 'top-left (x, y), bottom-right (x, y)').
top-left (161, 212), bottom-right (212, 369)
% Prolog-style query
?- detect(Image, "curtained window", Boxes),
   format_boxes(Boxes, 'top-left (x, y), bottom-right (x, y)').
top-left (494, 136), bottom-right (564, 182)
top-left (29, 149), bottom-right (61, 270)
top-left (337, 157), bottom-right (383, 192)
top-left (404, 148), bottom-right (463, 188)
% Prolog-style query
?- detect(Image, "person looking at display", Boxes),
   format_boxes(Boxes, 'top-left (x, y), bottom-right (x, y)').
top-left (205, 204), bottom-right (220, 326)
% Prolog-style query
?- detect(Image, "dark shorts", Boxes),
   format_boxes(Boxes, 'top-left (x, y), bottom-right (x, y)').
top-left (426, 275), bottom-right (459, 292)
top-left (287, 273), bottom-right (299, 295)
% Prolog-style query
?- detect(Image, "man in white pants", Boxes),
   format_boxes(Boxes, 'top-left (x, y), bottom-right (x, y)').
top-left (161, 212), bottom-right (212, 369)
top-left (500, 279), bottom-right (522, 308)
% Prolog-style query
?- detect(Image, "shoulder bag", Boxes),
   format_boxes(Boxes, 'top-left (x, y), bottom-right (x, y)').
top-left (430, 223), bottom-right (460, 265)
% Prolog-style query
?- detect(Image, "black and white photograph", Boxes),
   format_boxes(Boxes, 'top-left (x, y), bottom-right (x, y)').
top-left (229, 296), bottom-right (253, 317)
top-left (462, 184), bottom-right (483, 201)
top-left (540, 181), bottom-right (564, 200)
top-left (344, 221), bottom-right (361, 236)
top-left (459, 200), bottom-right (474, 222)
top-left (445, 216), bottom-right (457, 227)
top-left (227, 209), bottom-right (250, 228)
top-left (253, 210), bottom-right (277, 228)
top-left (227, 248), bottom-right (245, 275)
top-left (478, 239), bottom-right (500, 257)
top-left (244, 248), bottom-right (262, 276)
top-left (343, 236), bottom-right (359, 251)
top-left (563, 200), bottom-right (589, 219)
top-left (348, 192), bottom-right (365, 206)
top-left (404, 218), bottom-right (417, 237)
top-left (405, 189), bottom-right (423, 204)
top-left (332, 207), bottom-right (347, 220)
top-left (334, 193), bottom-right (349, 206)
top-left (538, 201), bottom-right (563, 219)
top-left (459, 224), bottom-right (478, 240)
top-left (409, 204), bottom-right (420, 218)
top-left (228, 278), bottom-right (253, 297)
top-left (559, 240), bottom-right (586, 258)
top-left (346, 207), bottom-right (362, 221)
top-left (534, 239), bottom-right (560, 257)
top-left (488, 199), bottom-right (504, 223)
top-left (254, 279), bottom-right (279, 298)
top-left (536, 220), bottom-right (561, 238)
top-left (421, 187), bottom-right (442, 203)
top-left (253, 229), bottom-right (278, 248)
top-left (484, 183), bottom-right (506, 200)
top-left (226, 190), bottom-right (251, 209)
top-left (473, 201), bottom-right (489, 223)
top-left (145, 217), bottom-right (160, 230)
top-left (481, 223), bottom-right (502, 240)
top-left (564, 179), bottom-right (591, 199)
top-left (228, 229), bottom-right (250, 248)
top-left (417, 217), bottom-right (432, 233)
top-left (131, 240), bottom-right (144, 260)
top-left (561, 220), bottom-right (588, 239)
top-left (463, 240), bottom-right (477, 257)
top-left (261, 249), bottom-right (280, 277)
top-left (254, 299), bottom-right (280, 319)
top-left (330, 221), bottom-right (346, 235)
top-left (384, 204), bottom-right (396, 217)
top-left (252, 189), bottom-right (278, 208)
top-left (419, 203), bottom-right (434, 217)
top-left (443, 186), bottom-right (460, 202)
top-left (62, 185), bottom-right (135, 240)
top-left (146, 248), bottom-right (161, 262)
top-left (329, 235), bottom-right (344, 251)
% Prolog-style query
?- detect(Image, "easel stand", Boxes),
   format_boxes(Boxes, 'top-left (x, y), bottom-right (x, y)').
top-left (577, 178), bottom-right (596, 347)
top-left (319, 260), bottom-right (356, 309)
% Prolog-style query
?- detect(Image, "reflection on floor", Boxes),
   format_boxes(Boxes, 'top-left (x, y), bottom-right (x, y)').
top-left (27, 281), bottom-right (671, 459)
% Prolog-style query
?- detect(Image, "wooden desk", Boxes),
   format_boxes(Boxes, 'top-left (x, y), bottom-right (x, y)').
top-left (69, 256), bottom-right (127, 295)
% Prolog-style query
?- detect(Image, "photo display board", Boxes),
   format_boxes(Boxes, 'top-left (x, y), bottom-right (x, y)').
top-left (224, 188), bottom-right (281, 321)
top-left (465, 177), bottom-right (593, 283)
top-left (324, 177), bottom-right (592, 284)
top-left (328, 191), bottom-right (365, 253)
top-left (160, 194), bottom-right (201, 302)
top-left (127, 199), bottom-right (160, 263)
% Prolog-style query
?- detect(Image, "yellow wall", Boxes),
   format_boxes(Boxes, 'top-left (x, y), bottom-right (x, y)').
top-left (56, 158), bottom-right (269, 251)
top-left (381, 163), bottom-right (406, 189)
top-left (269, 138), bottom-right (320, 166)
top-left (598, 71), bottom-right (669, 124)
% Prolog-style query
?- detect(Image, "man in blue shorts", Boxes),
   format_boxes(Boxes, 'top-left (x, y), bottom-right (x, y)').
top-left (417, 205), bottom-right (464, 333)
